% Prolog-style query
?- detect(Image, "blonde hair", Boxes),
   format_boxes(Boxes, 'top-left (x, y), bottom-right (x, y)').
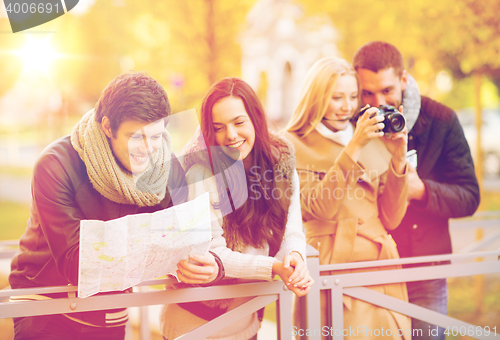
top-left (286, 57), bottom-right (360, 137)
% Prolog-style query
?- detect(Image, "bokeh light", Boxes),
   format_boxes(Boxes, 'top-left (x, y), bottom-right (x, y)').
top-left (15, 35), bottom-right (60, 76)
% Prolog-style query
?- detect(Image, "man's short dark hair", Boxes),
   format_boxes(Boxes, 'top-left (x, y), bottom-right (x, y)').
top-left (353, 41), bottom-right (405, 77)
top-left (94, 71), bottom-right (171, 136)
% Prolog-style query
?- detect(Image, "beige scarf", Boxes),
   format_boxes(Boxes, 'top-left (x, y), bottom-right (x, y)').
top-left (71, 109), bottom-right (172, 207)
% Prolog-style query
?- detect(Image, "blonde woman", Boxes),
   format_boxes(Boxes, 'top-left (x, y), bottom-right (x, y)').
top-left (284, 57), bottom-right (411, 339)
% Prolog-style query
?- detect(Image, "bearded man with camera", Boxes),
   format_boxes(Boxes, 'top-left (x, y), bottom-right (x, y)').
top-left (353, 41), bottom-right (480, 340)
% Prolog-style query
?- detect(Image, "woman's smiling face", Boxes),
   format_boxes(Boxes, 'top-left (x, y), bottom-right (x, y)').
top-left (211, 96), bottom-right (256, 161)
top-left (322, 74), bottom-right (359, 132)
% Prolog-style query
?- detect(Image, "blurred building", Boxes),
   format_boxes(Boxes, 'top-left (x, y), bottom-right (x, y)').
top-left (240, 0), bottom-right (338, 127)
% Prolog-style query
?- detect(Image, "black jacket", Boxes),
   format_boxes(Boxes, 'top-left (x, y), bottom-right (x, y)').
top-left (390, 96), bottom-right (480, 257)
top-left (9, 135), bottom-right (188, 289)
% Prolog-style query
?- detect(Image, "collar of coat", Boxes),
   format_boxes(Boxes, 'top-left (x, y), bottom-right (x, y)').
top-left (285, 128), bottom-right (392, 188)
top-left (402, 73), bottom-right (421, 133)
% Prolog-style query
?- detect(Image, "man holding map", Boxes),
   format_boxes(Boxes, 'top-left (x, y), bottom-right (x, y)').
top-left (9, 72), bottom-right (223, 339)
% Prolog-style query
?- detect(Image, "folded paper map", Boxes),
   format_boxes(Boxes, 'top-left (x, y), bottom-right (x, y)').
top-left (78, 192), bottom-right (211, 298)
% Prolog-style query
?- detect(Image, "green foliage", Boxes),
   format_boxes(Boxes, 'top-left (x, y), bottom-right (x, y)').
top-left (66, 0), bottom-right (257, 113)
top-left (436, 77), bottom-right (500, 111)
top-left (447, 275), bottom-right (500, 340)
top-left (297, 0), bottom-right (500, 103)
top-left (0, 202), bottom-right (30, 241)
top-left (0, 166), bottom-right (32, 177)
top-left (3, 0), bottom-right (499, 115)
top-left (411, 0), bottom-right (500, 77)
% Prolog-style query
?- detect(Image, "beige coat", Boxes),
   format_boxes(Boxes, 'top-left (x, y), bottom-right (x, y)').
top-left (285, 128), bottom-right (411, 340)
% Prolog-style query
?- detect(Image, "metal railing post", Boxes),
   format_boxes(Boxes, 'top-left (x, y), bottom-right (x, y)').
top-left (305, 245), bottom-right (321, 340)
top-left (277, 288), bottom-right (293, 339)
top-left (330, 276), bottom-right (344, 340)
top-left (139, 307), bottom-right (151, 340)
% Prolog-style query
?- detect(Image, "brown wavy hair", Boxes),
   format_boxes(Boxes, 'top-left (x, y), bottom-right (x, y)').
top-left (353, 41), bottom-right (405, 77)
top-left (200, 77), bottom-right (288, 256)
top-left (94, 71), bottom-right (171, 137)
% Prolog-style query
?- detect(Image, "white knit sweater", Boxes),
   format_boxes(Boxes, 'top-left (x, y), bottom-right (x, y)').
top-left (160, 164), bottom-right (306, 340)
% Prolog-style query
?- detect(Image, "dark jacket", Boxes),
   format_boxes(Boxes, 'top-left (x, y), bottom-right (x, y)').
top-left (390, 96), bottom-right (480, 257)
top-left (9, 135), bottom-right (188, 289)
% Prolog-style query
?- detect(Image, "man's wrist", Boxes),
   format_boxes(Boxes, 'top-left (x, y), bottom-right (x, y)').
top-left (409, 180), bottom-right (429, 204)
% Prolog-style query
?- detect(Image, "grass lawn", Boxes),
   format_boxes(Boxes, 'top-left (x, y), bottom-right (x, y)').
top-left (0, 201), bottom-right (29, 241)
top-left (0, 166), bottom-right (32, 178)
top-left (478, 191), bottom-right (500, 211)
top-left (445, 274), bottom-right (500, 340)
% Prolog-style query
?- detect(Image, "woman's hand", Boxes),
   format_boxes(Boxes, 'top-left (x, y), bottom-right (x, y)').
top-left (380, 106), bottom-right (408, 175)
top-left (283, 252), bottom-right (309, 286)
top-left (272, 255), bottom-right (314, 297)
top-left (175, 252), bottom-right (219, 284)
top-left (345, 106), bottom-right (385, 162)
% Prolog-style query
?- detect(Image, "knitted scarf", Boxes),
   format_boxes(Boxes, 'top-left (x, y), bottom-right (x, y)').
top-left (402, 73), bottom-right (421, 132)
top-left (71, 109), bottom-right (172, 207)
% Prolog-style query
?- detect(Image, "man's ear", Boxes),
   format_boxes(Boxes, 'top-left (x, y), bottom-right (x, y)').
top-left (101, 116), bottom-right (113, 138)
top-left (401, 70), bottom-right (408, 92)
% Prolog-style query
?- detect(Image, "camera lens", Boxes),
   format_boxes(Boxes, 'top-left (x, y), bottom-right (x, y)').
top-left (388, 114), bottom-right (405, 132)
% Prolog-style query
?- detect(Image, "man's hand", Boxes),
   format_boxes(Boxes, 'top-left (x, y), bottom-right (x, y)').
top-left (407, 164), bottom-right (427, 202)
top-left (175, 252), bottom-right (218, 284)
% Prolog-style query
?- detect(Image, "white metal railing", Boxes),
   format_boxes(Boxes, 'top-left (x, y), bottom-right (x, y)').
top-left (298, 211), bottom-right (500, 340)
top-left (299, 249), bottom-right (500, 340)
top-left (0, 278), bottom-right (293, 340)
top-left (0, 213), bottom-right (499, 339)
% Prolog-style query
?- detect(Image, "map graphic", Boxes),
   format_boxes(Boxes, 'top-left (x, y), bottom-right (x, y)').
top-left (78, 193), bottom-right (211, 298)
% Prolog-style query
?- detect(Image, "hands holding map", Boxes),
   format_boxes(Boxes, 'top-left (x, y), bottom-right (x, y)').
top-left (78, 193), bottom-right (211, 298)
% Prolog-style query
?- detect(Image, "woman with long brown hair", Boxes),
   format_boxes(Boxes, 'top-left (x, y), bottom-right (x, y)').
top-left (160, 77), bottom-right (314, 340)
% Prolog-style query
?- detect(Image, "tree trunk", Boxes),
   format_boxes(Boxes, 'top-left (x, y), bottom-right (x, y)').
top-left (473, 72), bottom-right (483, 189)
top-left (206, 0), bottom-right (217, 85)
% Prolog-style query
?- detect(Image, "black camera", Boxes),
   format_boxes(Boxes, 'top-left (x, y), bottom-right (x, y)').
top-left (359, 105), bottom-right (405, 133)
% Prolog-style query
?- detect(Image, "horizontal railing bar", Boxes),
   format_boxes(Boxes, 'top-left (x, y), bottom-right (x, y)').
top-left (451, 217), bottom-right (500, 223)
top-left (452, 211), bottom-right (500, 219)
top-left (0, 240), bottom-right (19, 259)
top-left (321, 261), bottom-right (499, 289)
top-left (0, 285), bottom-right (77, 298)
top-left (319, 249), bottom-right (500, 272)
top-left (450, 220), bottom-right (500, 231)
top-left (0, 251), bottom-right (16, 259)
top-left (0, 240), bottom-right (20, 247)
top-left (0, 280), bottom-right (286, 319)
top-left (0, 277), bottom-right (281, 298)
top-left (450, 219), bottom-right (500, 229)
top-left (458, 232), bottom-right (500, 253)
top-left (343, 287), bottom-right (500, 340)
top-left (134, 277), bottom-right (264, 288)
